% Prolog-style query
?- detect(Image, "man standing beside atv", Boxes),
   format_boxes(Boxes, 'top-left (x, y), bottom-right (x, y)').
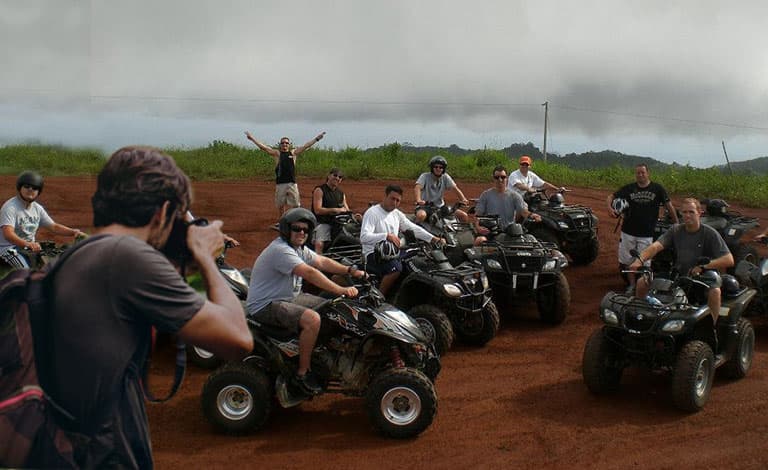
top-left (361, 184), bottom-right (444, 296)
top-left (630, 198), bottom-right (733, 324)
top-left (507, 155), bottom-right (564, 197)
top-left (311, 167), bottom-right (360, 254)
top-left (608, 163), bottom-right (678, 293)
top-left (0, 171), bottom-right (85, 268)
top-left (246, 208), bottom-right (366, 394)
top-left (473, 165), bottom-right (541, 244)
top-left (414, 155), bottom-right (470, 224)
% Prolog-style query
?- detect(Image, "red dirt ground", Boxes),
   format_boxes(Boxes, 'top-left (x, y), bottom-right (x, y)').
top-left (12, 176), bottom-right (768, 469)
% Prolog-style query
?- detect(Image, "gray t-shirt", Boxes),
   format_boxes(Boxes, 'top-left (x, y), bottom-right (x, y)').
top-left (50, 235), bottom-right (204, 468)
top-left (246, 237), bottom-right (317, 314)
top-left (658, 223), bottom-right (730, 275)
top-left (0, 195), bottom-right (54, 248)
top-left (475, 189), bottom-right (528, 230)
top-left (416, 172), bottom-right (456, 207)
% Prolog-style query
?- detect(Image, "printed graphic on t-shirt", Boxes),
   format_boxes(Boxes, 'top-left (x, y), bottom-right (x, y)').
top-left (629, 191), bottom-right (658, 205)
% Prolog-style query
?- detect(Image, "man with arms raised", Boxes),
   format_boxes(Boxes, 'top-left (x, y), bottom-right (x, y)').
top-left (47, 147), bottom-right (253, 468)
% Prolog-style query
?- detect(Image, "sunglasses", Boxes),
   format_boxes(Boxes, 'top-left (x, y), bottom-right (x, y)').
top-left (520, 163), bottom-right (530, 167)
top-left (493, 175), bottom-right (507, 180)
top-left (331, 173), bottom-right (343, 179)
top-left (22, 184), bottom-right (41, 191)
top-left (290, 225), bottom-right (310, 234)
top-left (280, 141), bottom-right (290, 145)
top-left (432, 165), bottom-right (445, 170)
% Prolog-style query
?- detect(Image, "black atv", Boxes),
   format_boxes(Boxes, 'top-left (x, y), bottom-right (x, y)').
top-left (734, 238), bottom-right (768, 317)
top-left (523, 188), bottom-right (600, 265)
top-left (583, 252), bottom-right (756, 412)
top-left (324, 211), bottom-right (363, 251)
top-left (463, 217), bottom-right (571, 325)
top-left (201, 276), bottom-right (440, 439)
top-left (325, 236), bottom-right (499, 354)
top-left (0, 240), bottom-right (68, 279)
top-left (652, 199), bottom-right (760, 276)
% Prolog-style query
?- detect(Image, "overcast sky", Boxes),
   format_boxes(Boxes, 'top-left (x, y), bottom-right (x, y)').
top-left (2, 0), bottom-right (767, 167)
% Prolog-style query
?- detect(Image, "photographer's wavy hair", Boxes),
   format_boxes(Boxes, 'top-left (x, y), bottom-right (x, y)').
top-left (92, 146), bottom-right (192, 227)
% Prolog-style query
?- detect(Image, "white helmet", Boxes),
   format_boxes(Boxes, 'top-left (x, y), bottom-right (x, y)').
top-left (611, 198), bottom-right (629, 216)
top-left (374, 240), bottom-right (399, 263)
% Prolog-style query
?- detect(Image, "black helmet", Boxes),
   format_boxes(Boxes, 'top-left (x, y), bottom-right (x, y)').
top-left (505, 222), bottom-right (524, 237)
top-left (279, 208), bottom-right (316, 240)
top-left (16, 171), bottom-right (44, 193)
top-left (429, 155), bottom-right (448, 171)
top-left (705, 199), bottom-right (728, 217)
top-left (549, 193), bottom-right (564, 207)
top-left (721, 274), bottom-right (740, 297)
top-left (374, 240), bottom-right (399, 263)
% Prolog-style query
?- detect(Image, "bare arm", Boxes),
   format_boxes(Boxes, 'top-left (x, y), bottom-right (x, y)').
top-left (293, 262), bottom-right (357, 297)
top-left (294, 131), bottom-right (326, 156)
top-left (1, 225), bottom-right (40, 251)
top-left (607, 193), bottom-right (619, 217)
top-left (245, 131), bottom-right (280, 157)
top-left (665, 201), bottom-right (679, 223)
top-left (177, 221), bottom-right (253, 360)
top-left (414, 183), bottom-right (424, 205)
top-left (46, 222), bottom-right (85, 238)
top-left (631, 241), bottom-right (665, 269)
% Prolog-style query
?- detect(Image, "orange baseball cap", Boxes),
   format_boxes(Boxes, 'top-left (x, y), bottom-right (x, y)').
top-left (519, 155), bottom-right (532, 165)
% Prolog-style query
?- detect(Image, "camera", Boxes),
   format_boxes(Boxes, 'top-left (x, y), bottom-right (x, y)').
top-left (161, 216), bottom-right (209, 265)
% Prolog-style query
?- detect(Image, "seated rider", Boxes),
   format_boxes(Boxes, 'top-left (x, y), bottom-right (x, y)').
top-left (311, 167), bottom-right (361, 254)
top-left (245, 208), bottom-right (366, 394)
top-left (414, 155), bottom-right (469, 224)
top-left (473, 165), bottom-right (541, 245)
top-left (507, 155), bottom-right (564, 197)
top-left (0, 171), bottom-right (85, 268)
top-left (631, 198), bottom-right (733, 324)
top-left (361, 185), bottom-right (445, 296)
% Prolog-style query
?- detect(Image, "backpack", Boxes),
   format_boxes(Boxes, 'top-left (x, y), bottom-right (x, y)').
top-left (0, 237), bottom-right (187, 468)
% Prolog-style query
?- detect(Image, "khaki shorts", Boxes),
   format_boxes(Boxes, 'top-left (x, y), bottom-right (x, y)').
top-left (275, 183), bottom-right (300, 209)
top-left (314, 223), bottom-right (333, 242)
top-left (256, 293), bottom-right (326, 332)
top-left (618, 232), bottom-right (653, 266)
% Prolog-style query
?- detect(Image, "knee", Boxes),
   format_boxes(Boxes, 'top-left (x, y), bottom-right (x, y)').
top-left (415, 210), bottom-right (427, 222)
top-left (300, 310), bottom-right (321, 332)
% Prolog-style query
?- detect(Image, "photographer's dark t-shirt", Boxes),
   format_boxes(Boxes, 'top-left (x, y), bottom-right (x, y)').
top-left (49, 235), bottom-right (204, 468)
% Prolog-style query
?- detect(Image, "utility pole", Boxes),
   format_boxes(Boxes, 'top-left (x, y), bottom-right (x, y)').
top-left (722, 141), bottom-right (733, 176)
top-left (542, 101), bottom-right (549, 162)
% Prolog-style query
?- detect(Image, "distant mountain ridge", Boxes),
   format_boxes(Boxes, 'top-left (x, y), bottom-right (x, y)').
top-left (372, 142), bottom-right (768, 174)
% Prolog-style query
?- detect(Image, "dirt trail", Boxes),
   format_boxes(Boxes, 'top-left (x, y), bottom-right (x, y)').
top-left (10, 176), bottom-right (768, 469)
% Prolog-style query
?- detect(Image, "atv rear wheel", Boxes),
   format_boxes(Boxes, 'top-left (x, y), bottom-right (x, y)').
top-left (201, 362), bottom-right (272, 434)
top-left (409, 304), bottom-right (454, 355)
top-left (734, 244), bottom-right (758, 266)
top-left (187, 344), bottom-right (223, 369)
top-left (536, 272), bottom-right (570, 325)
top-left (454, 301), bottom-right (499, 347)
top-left (721, 318), bottom-right (755, 379)
top-left (672, 340), bottom-right (714, 412)
top-left (570, 237), bottom-right (600, 265)
top-left (365, 367), bottom-right (437, 439)
top-left (582, 328), bottom-right (623, 393)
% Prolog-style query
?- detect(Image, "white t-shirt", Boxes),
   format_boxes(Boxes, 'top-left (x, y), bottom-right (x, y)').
top-left (360, 204), bottom-right (435, 257)
top-left (507, 169), bottom-right (545, 196)
top-left (0, 196), bottom-right (54, 249)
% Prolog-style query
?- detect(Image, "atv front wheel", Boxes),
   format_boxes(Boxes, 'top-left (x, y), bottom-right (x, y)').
top-left (721, 318), bottom-right (755, 379)
top-left (672, 340), bottom-right (714, 412)
top-left (536, 272), bottom-right (570, 324)
top-left (187, 344), bottom-right (223, 369)
top-left (570, 237), bottom-right (600, 266)
top-left (366, 367), bottom-right (437, 439)
top-left (582, 328), bottom-right (623, 393)
top-left (454, 301), bottom-right (500, 347)
top-left (201, 362), bottom-right (272, 434)
top-left (409, 304), bottom-right (454, 355)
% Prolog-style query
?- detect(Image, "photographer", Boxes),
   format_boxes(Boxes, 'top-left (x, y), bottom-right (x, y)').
top-left (47, 147), bottom-right (253, 468)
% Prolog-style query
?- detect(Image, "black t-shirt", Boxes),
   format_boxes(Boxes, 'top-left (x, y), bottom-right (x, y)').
top-left (275, 151), bottom-right (296, 184)
top-left (313, 183), bottom-right (345, 224)
top-left (49, 235), bottom-right (204, 468)
top-left (614, 181), bottom-right (670, 237)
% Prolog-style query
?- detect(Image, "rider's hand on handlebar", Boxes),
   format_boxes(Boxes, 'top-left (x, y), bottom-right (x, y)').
top-left (340, 286), bottom-right (359, 298)
top-left (24, 241), bottom-right (42, 253)
top-left (416, 199), bottom-right (426, 206)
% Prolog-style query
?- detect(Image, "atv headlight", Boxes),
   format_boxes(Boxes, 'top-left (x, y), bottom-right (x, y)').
top-left (661, 320), bottom-right (684, 332)
top-left (480, 273), bottom-right (489, 290)
top-left (543, 260), bottom-right (557, 271)
top-left (602, 309), bottom-right (619, 325)
top-left (558, 221), bottom-right (570, 229)
top-left (486, 259), bottom-right (503, 270)
top-left (443, 283), bottom-right (462, 297)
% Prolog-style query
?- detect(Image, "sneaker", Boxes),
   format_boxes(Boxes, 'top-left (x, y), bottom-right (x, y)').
top-left (295, 371), bottom-right (323, 395)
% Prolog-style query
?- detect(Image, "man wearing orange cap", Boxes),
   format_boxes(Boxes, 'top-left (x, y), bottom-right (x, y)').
top-left (507, 155), bottom-right (564, 197)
